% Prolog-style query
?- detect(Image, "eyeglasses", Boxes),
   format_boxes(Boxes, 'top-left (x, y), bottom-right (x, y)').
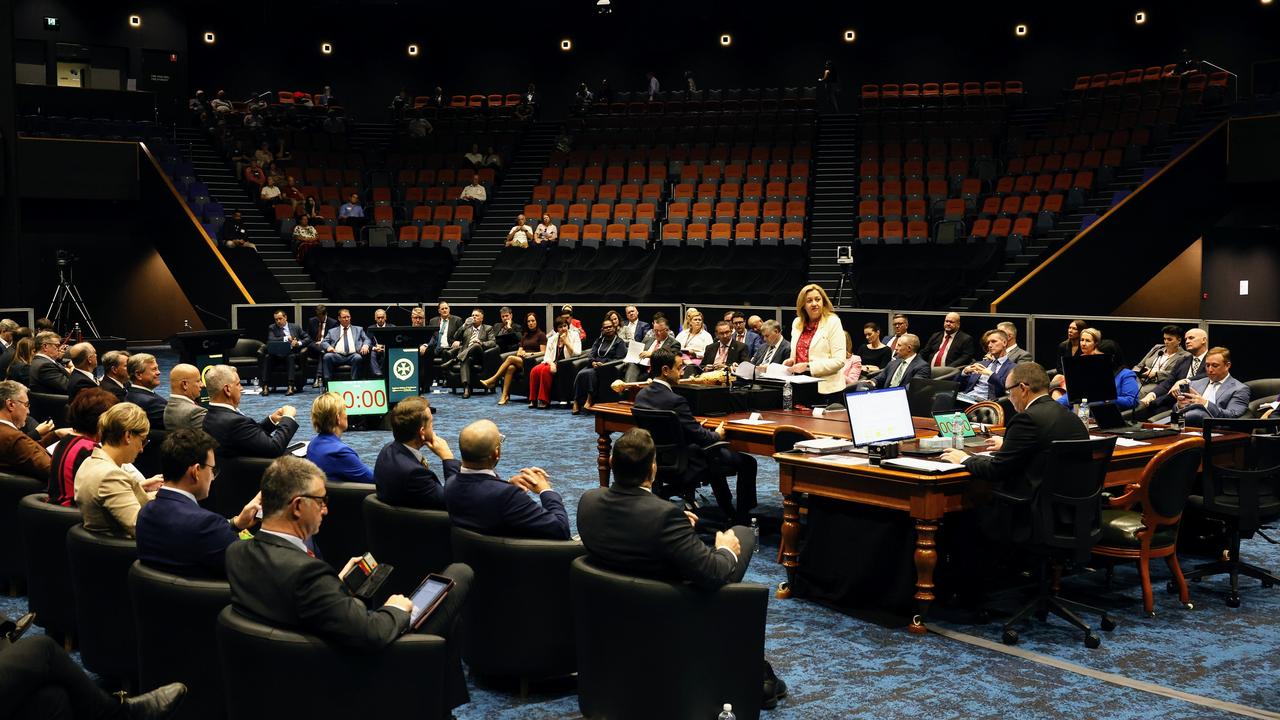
top-left (498, 434), bottom-right (507, 446)
top-left (295, 494), bottom-right (329, 508)
top-left (200, 462), bottom-right (219, 478)
top-left (10, 399), bottom-right (30, 408)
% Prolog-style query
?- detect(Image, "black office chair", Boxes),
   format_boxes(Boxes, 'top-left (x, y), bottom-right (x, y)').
top-left (17, 493), bottom-right (82, 642)
top-left (630, 407), bottom-right (729, 509)
top-left (362, 495), bottom-right (453, 596)
top-left (929, 365), bottom-right (960, 381)
top-left (29, 390), bottom-right (69, 428)
top-left (965, 401), bottom-right (1005, 427)
top-left (65, 525), bottom-right (138, 686)
top-left (1182, 418), bottom-right (1280, 607)
top-left (995, 436), bottom-right (1118, 648)
top-left (203, 455), bottom-right (272, 518)
top-left (0, 472), bottom-right (44, 590)
top-left (227, 338), bottom-right (264, 385)
top-left (906, 377), bottom-right (958, 417)
top-left (132, 428), bottom-right (167, 478)
top-left (1244, 378), bottom-right (1280, 418)
top-left (315, 480), bottom-right (376, 571)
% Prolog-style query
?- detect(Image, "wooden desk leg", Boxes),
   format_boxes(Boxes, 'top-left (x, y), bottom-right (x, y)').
top-left (596, 432), bottom-right (612, 487)
top-left (777, 491), bottom-right (801, 599)
top-left (909, 519), bottom-right (939, 635)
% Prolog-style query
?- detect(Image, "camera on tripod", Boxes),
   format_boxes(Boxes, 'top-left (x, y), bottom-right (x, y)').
top-left (55, 250), bottom-right (79, 266)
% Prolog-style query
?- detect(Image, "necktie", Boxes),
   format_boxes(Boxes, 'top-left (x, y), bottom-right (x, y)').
top-left (306, 548), bottom-right (316, 558)
top-left (716, 344), bottom-right (728, 364)
top-left (888, 335), bottom-right (898, 350)
top-left (932, 334), bottom-right (952, 367)
top-left (1189, 357), bottom-right (1201, 378)
top-left (763, 345), bottom-right (776, 365)
top-left (890, 359), bottom-right (908, 387)
top-left (340, 328), bottom-right (350, 354)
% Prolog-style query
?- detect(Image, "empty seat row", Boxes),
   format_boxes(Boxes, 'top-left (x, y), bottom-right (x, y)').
top-left (993, 171), bottom-right (1094, 197)
top-left (857, 179), bottom-right (955, 202)
top-left (395, 225), bottom-right (469, 247)
top-left (976, 194), bottom-right (1065, 219)
top-left (1013, 128), bottom-right (1150, 157)
top-left (540, 162), bottom-right (809, 186)
top-left (1005, 149), bottom-right (1124, 176)
top-left (859, 140), bottom-right (994, 161)
top-left (862, 81), bottom-right (1023, 102)
top-left (551, 145), bottom-right (810, 167)
top-left (391, 168), bottom-right (497, 187)
top-left (859, 159), bottom-right (971, 182)
top-left (660, 222), bottom-right (803, 246)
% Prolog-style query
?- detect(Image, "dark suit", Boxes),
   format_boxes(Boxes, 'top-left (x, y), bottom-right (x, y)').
top-left (734, 330), bottom-right (765, 360)
top-left (261, 322), bottom-right (310, 390)
top-left (202, 404), bottom-right (299, 458)
top-left (572, 334), bottom-right (629, 406)
top-left (963, 395), bottom-right (1088, 500)
top-left (101, 376), bottom-right (129, 401)
top-left (428, 316), bottom-right (463, 355)
top-left (366, 323), bottom-right (392, 377)
top-left (66, 369), bottom-right (99, 403)
top-left (578, 484), bottom-right (752, 590)
top-left (623, 334), bottom-right (682, 383)
top-left (959, 356), bottom-right (1014, 400)
top-left (633, 381), bottom-right (758, 522)
top-left (136, 487), bottom-right (240, 577)
top-left (321, 324), bottom-right (372, 381)
top-left (29, 355), bottom-right (69, 394)
top-left (751, 338), bottom-right (791, 367)
top-left (306, 315), bottom-right (334, 382)
top-left (922, 330), bottom-right (976, 369)
top-left (877, 354), bottom-right (930, 388)
top-left (443, 465), bottom-right (571, 540)
top-left (621, 319), bottom-right (652, 345)
top-left (1149, 352), bottom-right (1209, 411)
top-left (702, 340), bottom-right (749, 370)
top-left (126, 386), bottom-right (167, 430)
top-left (450, 321), bottom-right (496, 386)
top-left (374, 442), bottom-right (458, 510)
top-left (0, 341), bottom-right (15, 378)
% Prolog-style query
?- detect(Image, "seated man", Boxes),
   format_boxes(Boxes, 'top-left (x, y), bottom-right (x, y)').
top-left (958, 329), bottom-right (1013, 403)
top-left (367, 309), bottom-right (391, 378)
top-left (135, 429), bottom-right (261, 577)
top-left (426, 301), bottom-right (462, 390)
top-left (100, 349), bottom-right (131, 400)
top-left (701, 320), bottom-right (749, 374)
top-left (458, 176), bottom-right (487, 210)
top-left (261, 309), bottom-right (310, 396)
top-left (29, 331), bottom-right (71, 394)
top-left (321, 309), bottom-right (371, 385)
top-left (0, 380), bottom-right (55, 480)
top-left (623, 317), bottom-right (681, 383)
top-left (163, 364), bottom-right (208, 432)
top-left (1170, 347), bottom-right (1250, 426)
top-left (125, 353), bottom-right (167, 430)
top-left (225, 456), bottom-right (472, 714)
top-left (865, 333), bottom-right (928, 389)
top-left (374, 397), bottom-right (457, 510)
top-left (577, 428), bottom-right (787, 710)
top-left (571, 316), bottom-right (628, 414)
top-left (634, 350), bottom-right (757, 524)
top-left (66, 342), bottom-right (100, 402)
top-left (922, 312), bottom-right (976, 369)
top-left (444, 309), bottom-right (494, 399)
top-left (337, 193), bottom-right (366, 231)
top-left (443, 419), bottom-right (570, 540)
top-left (619, 304), bottom-right (651, 345)
top-left (751, 320), bottom-right (791, 367)
top-left (306, 304), bottom-right (334, 389)
top-left (996, 321), bottom-right (1032, 364)
top-left (1136, 327), bottom-right (1210, 418)
top-left (220, 210), bottom-right (256, 249)
top-left (202, 365), bottom-right (299, 458)
top-left (730, 312), bottom-right (764, 359)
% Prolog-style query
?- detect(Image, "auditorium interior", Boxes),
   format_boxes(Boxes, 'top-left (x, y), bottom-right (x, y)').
top-left (1, 0), bottom-right (1279, 718)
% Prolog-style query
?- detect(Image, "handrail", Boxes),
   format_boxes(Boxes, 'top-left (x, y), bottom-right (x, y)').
top-left (990, 118), bottom-right (1229, 313)
top-left (137, 142), bottom-right (255, 305)
top-left (1198, 60), bottom-right (1238, 101)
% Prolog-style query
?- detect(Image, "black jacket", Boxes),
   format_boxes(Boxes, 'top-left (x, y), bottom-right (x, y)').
top-left (374, 441), bottom-right (457, 510)
top-left (29, 355), bottom-right (70, 394)
top-left (962, 395), bottom-right (1089, 499)
top-left (202, 404), bottom-right (299, 458)
top-left (126, 386), bottom-right (168, 430)
top-left (921, 330), bottom-right (976, 369)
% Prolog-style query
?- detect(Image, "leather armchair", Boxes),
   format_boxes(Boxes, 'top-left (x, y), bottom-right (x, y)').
top-left (129, 561), bottom-right (231, 720)
top-left (204, 455), bottom-right (273, 518)
top-left (363, 494), bottom-right (453, 595)
top-left (451, 527), bottom-right (586, 682)
top-left (631, 407), bottom-right (729, 505)
top-left (965, 400), bottom-right (1005, 426)
top-left (30, 390), bottom-right (69, 428)
top-left (571, 556), bottom-right (768, 720)
top-left (66, 525), bottom-right (139, 685)
top-left (17, 493), bottom-right (82, 640)
top-left (929, 365), bottom-right (959, 381)
top-left (0, 472), bottom-right (44, 588)
top-left (1244, 378), bottom-right (1280, 417)
top-left (315, 480), bottom-right (376, 571)
top-left (217, 606), bottom-right (450, 719)
top-left (227, 338), bottom-right (264, 385)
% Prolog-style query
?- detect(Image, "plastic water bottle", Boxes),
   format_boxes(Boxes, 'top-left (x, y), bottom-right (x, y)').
top-left (950, 420), bottom-right (964, 449)
top-left (1171, 407), bottom-right (1185, 432)
top-left (782, 380), bottom-right (793, 411)
top-left (1077, 398), bottom-right (1091, 427)
top-left (718, 704), bottom-right (737, 720)
top-left (750, 518), bottom-right (760, 554)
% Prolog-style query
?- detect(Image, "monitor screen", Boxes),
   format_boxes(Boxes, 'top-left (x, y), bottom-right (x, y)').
top-left (1062, 354), bottom-right (1117, 404)
top-left (328, 379), bottom-right (388, 416)
top-left (845, 387), bottom-right (916, 446)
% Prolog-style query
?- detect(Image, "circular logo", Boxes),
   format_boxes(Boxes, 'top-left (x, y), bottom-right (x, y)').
top-left (392, 358), bottom-right (414, 381)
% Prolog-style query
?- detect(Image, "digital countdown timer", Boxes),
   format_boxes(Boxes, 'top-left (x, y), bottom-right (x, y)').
top-left (328, 379), bottom-right (388, 416)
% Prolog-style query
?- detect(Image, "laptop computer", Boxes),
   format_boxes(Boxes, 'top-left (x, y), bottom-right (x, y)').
top-left (932, 412), bottom-right (990, 448)
top-left (1090, 402), bottom-right (1180, 440)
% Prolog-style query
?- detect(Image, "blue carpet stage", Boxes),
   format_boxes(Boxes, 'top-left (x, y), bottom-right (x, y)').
top-left (5, 349), bottom-right (1277, 719)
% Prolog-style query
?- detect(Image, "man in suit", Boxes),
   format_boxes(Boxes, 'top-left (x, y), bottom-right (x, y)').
top-left (701, 320), bottom-right (749, 374)
top-left (0, 380), bottom-right (53, 480)
top-left (163, 364), bottom-right (208, 432)
top-left (751, 319), bottom-right (791, 367)
top-left (125, 353), bottom-right (167, 430)
top-left (444, 309), bottom-right (496, 398)
top-left (623, 317), bottom-right (681, 383)
top-left (135, 429), bottom-right (261, 577)
top-left (66, 342), bottom-right (99, 402)
top-left (29, 331), bottom-right (71, 394)
top-left (306, 304), bottom-right (333, 389)
top-left (367, 308), bottom-right (391, 378)
top-left (885, 314), bottom-right (909, 352)
top-left (730, 312), bottom-right (764, 359)
top-left (202, 365), bottom-right (299, 458)
top-left (1173, 347), bottom-right (1250, 425)
top-left (428, 300), bottom-right (463, 360)
top-left (443, 419), bottom-right (571, 539)
top-left (1132, 325), bottom-right (1189, 397)
top-left (997, 322), bottom-right (1032, 364)
top-left (1136, 327), bottom-right (1210, 417)
top-left (577, 428), bottom-right (788, 710)
top-left (619, 304), bottom-right (652, 345)
top-left (958, 329), bottom-right (1014, 402)
top-left (868, 334), bottom-right (929, 389)
top-left (0, 319), bottom-right (19, 378)
top-left (100, 349), bottom-right (131, 400)
top-left (922, 312), bottom-right (976, 370)
top-left (375, 397), bottom-right (457, 509)
top-left (634, 350), bottom-right (757, 524)
top-left (226, 455), bottom-right (472, 713)
top-left (321, 308), bottom-right (371, 385)
top-left (571, 316), bottom-right (629, 413)
top-left (260, 309), bottom-right (310, 396)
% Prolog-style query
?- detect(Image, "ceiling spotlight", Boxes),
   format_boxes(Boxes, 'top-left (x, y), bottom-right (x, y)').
top-left (203, 31), bottom-right (216, 44)
top-left (596, 0), bottom-right (612, 14)
top-left (843, 29), bottom-right (856, 43)
top-left (407, 44), bottom-right (419, 56)
top-left (1134, 10), bottom-right (1146, 24)
top-left (1262, 0), bottom-right (1273, 5)
top-left (321, 42), bottom-right (333, 55)
top-left (128, 14), bottom-right (141, 27)
top-left (1014, 23), bottom-right (1028, 37)
top-left (560, 38), bottom-right (573, 51)
top-left (719, 34), bottom-right (732, 46)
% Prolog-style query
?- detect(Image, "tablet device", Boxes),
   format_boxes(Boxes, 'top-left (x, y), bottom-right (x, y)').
top-left (409, 573), bottom-right (455, 629)
top-left (265, 340), bottom-right (293, 357)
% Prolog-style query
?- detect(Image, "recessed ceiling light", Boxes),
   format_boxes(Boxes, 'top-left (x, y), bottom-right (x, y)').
top-left (560, 38), bottom-right (572, 51)
top-left (407, 44), bottom-right (419, 56)
top-left (321, 42), bottom-right (333, 55)
top-left (719, 34), bottom-right (732, 46)
top-left (1134, 11), bottom-right (1147, 24)
top-left (843, 29), bottom-right (856, 43)
top-left (128, 15), bottom-right (141, 27)
top-left (1014, 23), bottom-right (1028, 37)
top-left (203, 32), bottom-right (216, 44)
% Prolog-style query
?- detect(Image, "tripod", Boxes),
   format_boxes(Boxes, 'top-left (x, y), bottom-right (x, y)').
top-left (47, 258), bottom-right (101, 338)
top-left (834, 247), bottom-right (861, 307)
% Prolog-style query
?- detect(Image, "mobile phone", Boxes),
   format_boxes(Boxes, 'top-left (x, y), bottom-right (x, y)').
top-left (6, 612), bottom-right (35, 643)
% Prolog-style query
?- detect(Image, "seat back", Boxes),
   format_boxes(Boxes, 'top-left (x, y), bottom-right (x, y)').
top-left (66, 525), bottom-right (138, 683)
top-left (362, 495), bottom-right (453, 595)
top-left (1034, 437), bottom-right (1117, 563)
top-left (965, 401), bottom-right (1005, 427)
top-left (17, 493), bottom-right (82, 636)
top-left (772, 425), bottom-right (815, 453)
top-left (216, 607), bottom-right (448, 719)
top-left (204, 455), bottom-right (274, 518)
top-left (129, 562), bottom-right (231, 720)
top-left (571, 556), bottom-right (767, 720)
top-left (30, 390), bottom-right (69, 427)
top-left (629, 407), bottom-right (690, 494)
top-left (0, 472), bottom-right (44, 584)
top-left (1201, 418), bottom-right (1280, 534)
top-left (450, 527), bottom-right (586, 679)
top-left (315, 480), bottom-right (376, 570)
top-left (1135, 436), bottom-right (1205, 534)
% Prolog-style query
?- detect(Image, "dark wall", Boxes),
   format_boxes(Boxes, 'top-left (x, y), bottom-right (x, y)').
top-left (16, 138), bottom-right (138, 199)
top-left (1202, 227), bottom-right (1280, 323)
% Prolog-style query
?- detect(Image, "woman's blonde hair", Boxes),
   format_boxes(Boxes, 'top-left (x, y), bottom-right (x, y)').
top-left (794, 283), bottom-right (834, 325)
top-left (1080, 327), bottom-right (1103, 346)
top-left (98, 402), bottom-right (150, 446)
top-left (311, 391), bottom-right (347, 434)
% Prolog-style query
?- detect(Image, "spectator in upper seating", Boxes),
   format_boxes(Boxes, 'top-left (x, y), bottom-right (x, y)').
top-left (854, 322), bottom-right (892, 377)
top-left (202, 364), bottom-right (299, 459)
top-left (163, 363), bottom-right (207, 432)
top-left (922, 312), bottom-right (977, 370)
top-left (292, 91), bottom-right (312, 106)
top-left (506, 213), bottom-right (534, 247)
top-left (5, 337), bottom-right (33, 384)
top-left (730, 312), bottom-right (764, 359)
top-left (1132, 324), bottom-right (1189, 395)
top-left (281, 176), bottom-right (303, 209)
top-left (375, 396), bottom-right (456, 509)
top-left (297, 195), bottom-right (322, 224)
top-left (292, 215), bottom-right (318, 257)
top-left (997, 321), bottom-right (1032, 364)
top-left (66, 342), bottom-right (99, 402)
top-left (684, 70), bottom-right (698, 93)
top-left (430, 86), bottom-right (446, 108)
top-left (819, 60), bottom-right (840, 112)
top-left (316, 85), bottom-right (334, 106)
top-left (243, 159), bottom-right (266, 187)
top-left (575, 83), bottom-right (594, 111)
top-left (534, 213), bottom-right (557, 244)
top-left (597, 78), bottom-right (612, 103)
top-left (243, 110), bottom-right (263, 129)
top-left (126, 352), bottom-right (167, 430)
top-left (259, 177), bottom-right (282, 204)
top-left (482, 146), bottom-right (502, 169)
top-left (253, 141), bottom-right (274, 168)
top-left (29, 331), bottom-right (71, 394)
top-left (338, 193), bottom-right (365, 230)
top-left (210, 89), bottom-right (232, 114)
top-left (322, 110), bottom-right (346, 134)
top-left (48, 387), bottom-right (117, 508)
top-left (463, 143), bottom-right (484, 168)
top-left (407, 112), bottom-right (433, 137)
top-left (1172, 347), bottom-right (1250, 425)
top-left (189, 89), bottom-right (208, 114)
top-left (100, 349), bottom-right (130, 400)
top-left (75, 402), bottom-right (161, 538)
top-left (389, 88), bottom-right (409, 118)
top-left (265, 161), bottom-right (286, 187)
top-left (675, 311), bottom-right (713, 362)
top-left (306, 392), bottom-right (374, 483)
top-left (0, 380), bottom-right (58, 481)
top-left (459, 176), bottom-right (487, 208)
top-left (646, 71), bottom-right (660, 100)
top-left (481, 312), bottom-right (546, 406)
top-left (321, 308), bottom-right (371, 384)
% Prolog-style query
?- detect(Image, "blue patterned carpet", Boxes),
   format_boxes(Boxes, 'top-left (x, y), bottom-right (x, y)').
top-left (4, 348), bottom-right (1277, 719)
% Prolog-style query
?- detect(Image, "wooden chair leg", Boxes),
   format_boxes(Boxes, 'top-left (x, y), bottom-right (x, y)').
top-left (1165, 553), bottom-right (1192, 607)
top-left (1138, 553), bottom-right (1155, 616)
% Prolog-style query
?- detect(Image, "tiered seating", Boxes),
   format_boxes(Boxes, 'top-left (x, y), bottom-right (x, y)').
top-left (415, 91), bottom-right (526, 115)
top-left (583, 86), bottom-right (818, 115)
top-left (860, 80), bottom-right (1024, 108)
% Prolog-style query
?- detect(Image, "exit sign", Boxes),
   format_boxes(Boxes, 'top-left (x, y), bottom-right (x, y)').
top-left (44, 16), bottom-right (60, 30)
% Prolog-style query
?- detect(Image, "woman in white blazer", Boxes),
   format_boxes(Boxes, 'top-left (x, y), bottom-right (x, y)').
top-left (784, 283), bottom-right (847, 399)
top-left (526, 315), bottom-right (582, 408)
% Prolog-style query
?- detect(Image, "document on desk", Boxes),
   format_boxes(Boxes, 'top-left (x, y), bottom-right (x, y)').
top-left (881, 457), bottom-right (967, 473)
top-left (820, 454), bottom-right (870, 467)
top-left (735, 361), bottom-right (757, 381)
top-left (290, 441), bottom-right (310, 458)
top-left (1113, 437), bottom-right (1150, 447)
top-left (730, 412), bottom-right (775, 425)
top-left (622, 341), bottom-right (648, 365)
top-left (761, 363), bottom-right (820, 383)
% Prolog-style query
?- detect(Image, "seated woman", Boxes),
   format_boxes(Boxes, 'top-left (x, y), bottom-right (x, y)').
top-left (855, 321), bottom-right (892, 377)
top-left (783, 283), bottom-right (847, 404)
top-left (306, 391), bottom-right (374, 483)
top-left (481, 312), bottom-right (547, 405)
top-left (1051, 329), bottom-right (1140, 410)
top-left (675, 311), bottom-right (712, 365)
top-left (1056, 318), bottom-right (1089, 373)
top-left (48, 388), bottom-right (119, 507)
top-left (292, 215), bottom-right (319, 259)
top-left (526, 317), bottom-right (581, 409)
top-left (75, 402), bottom-right (160, 538)
top-left (5, 337), bottom-right (33, 384)
top-left (534, 213), bottom-right (558, 244)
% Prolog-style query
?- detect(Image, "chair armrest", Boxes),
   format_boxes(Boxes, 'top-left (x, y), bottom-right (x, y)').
top-left (1105, 483), bottom-right (1142, 509)
top-left (990, 488), bottom-right (1033, 505)
top-left (699, 440), bottom-right (731, 452)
